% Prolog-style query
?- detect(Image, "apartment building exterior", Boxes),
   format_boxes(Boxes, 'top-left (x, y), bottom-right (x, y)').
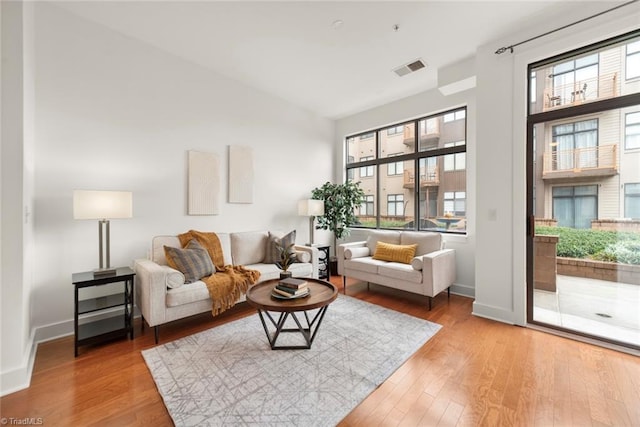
top-left (531, 39), bottom-right (640, 228)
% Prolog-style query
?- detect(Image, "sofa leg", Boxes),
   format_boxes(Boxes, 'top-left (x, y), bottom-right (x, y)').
top-left (448, 287), bottom-right (451, 299)
top-left (141, 315), bottom-right (145, 332)
top-left (154, 326), bottom-right (159, 344)
top-left (343, 276), bottom-right (347, 294)
top-left (428, 297), bottom-right (432, 311)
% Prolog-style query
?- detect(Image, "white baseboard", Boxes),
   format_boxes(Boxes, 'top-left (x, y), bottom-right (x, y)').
top-left (450, 283), bottom-right (474, 298)
top-left (472, 301), bottom-right (517, 325)
top-left (0, 329), bottom-right (36, 397)
top-left (1, 308), bottom-right (141, 397)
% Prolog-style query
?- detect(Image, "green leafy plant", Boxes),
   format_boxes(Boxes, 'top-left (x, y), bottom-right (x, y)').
top-left (275, 242), bottom-right (297, 272)
top-left (535, 226), bottom-right (640, 265)
top-left (311, 181), bottom-right (365, 254)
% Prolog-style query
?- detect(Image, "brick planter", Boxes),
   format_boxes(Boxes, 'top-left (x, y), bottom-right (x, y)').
top-left (557, 257), bottom-right (640, 285)
top-left (534, 235), bottom-right (558, 292)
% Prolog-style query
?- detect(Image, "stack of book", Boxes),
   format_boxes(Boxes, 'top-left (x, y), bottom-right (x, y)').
top-left (271, 277), bottom-right (310, 299)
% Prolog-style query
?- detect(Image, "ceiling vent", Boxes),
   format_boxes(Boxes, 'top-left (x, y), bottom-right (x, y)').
top-left (393, 59), bottom-right (426, 77)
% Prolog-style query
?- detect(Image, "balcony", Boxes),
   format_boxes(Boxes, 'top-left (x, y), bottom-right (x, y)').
top-left (403, 167), bottom-right (439, 188)
top-left (543, 72), bottom-right (618, 111)
top-left (403, 122), bottom-right (440, 149)
top-left (542, 144), bottom-right (618, 180)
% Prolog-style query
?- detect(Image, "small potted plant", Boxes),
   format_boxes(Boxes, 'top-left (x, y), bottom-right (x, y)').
top-left (276, 242), bottom-right (297, 279)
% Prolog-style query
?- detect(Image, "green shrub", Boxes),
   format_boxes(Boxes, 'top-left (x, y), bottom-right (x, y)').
top-left (592, 241), bottom-right (640, 264)
top-left (535, 226), bottom-right (640, 265)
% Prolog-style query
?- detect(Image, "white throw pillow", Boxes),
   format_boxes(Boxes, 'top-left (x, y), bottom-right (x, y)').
top-left (296, 251), bottom-right (311, 263)
top-left (163, 265), bottom-right (186, 288)
top-left (344, 247), bottom-right (370, 259)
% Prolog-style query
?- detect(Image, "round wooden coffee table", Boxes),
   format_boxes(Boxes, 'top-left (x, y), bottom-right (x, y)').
top-left (246, 278), bottom-right (338, 350)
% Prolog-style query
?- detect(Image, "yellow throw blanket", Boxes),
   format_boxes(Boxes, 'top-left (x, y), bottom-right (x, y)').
top-left (178, 230), bottom-right (261, 316)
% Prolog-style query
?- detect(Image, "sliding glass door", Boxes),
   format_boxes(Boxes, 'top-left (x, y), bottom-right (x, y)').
top-left (527, 30), bottom-right (640, 350)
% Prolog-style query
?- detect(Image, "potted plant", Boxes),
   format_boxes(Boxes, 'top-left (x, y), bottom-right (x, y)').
top-left (275, 242), bottom-right (297, 279)
top-left (311, 181), bottom-right (365, 274)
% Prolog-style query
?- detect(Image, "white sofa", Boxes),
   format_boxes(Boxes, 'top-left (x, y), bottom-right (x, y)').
top-left (337, 230), bottom-right (455, 310)
top-left (134, 230), bottom-right (318, 342)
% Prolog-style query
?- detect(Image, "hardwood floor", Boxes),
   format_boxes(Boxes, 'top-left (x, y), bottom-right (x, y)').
top-left (2, 276), bottom-right (639, 426)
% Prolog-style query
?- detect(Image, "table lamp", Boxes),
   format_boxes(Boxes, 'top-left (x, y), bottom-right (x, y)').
top-left (73, 190), bottom-right (133, 276)
top-left (298, 199), bottom-right (324, 245)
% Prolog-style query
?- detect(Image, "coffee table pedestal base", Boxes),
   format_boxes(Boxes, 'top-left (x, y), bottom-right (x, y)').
top-left (256, 306), bottom-right (329, 350)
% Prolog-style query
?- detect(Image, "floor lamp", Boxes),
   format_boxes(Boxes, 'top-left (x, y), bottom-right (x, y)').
top-left (73, 190), bottom-right (133, 276)
top-left (298, 199), bottom-right (324, 245)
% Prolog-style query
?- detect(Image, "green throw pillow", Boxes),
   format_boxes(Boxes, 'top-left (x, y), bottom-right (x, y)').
top-left (164, 239), bottom-right (214, 283)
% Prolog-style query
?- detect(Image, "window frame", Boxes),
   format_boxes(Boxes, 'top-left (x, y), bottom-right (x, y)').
top-left (386, 194), bottom-right (404, 217)
top-left (386, 153), bottom-right (404, 176)
top-left (625, 183), bottom-right (640, 219)
top-left (359, 156), bottom-right (375, 178)
top-left (345, 107), bottom-right (467, 233)
top-left (626, 40), bottom-right (640, 80)
top-left (625, 111), bottom-right (640, 150)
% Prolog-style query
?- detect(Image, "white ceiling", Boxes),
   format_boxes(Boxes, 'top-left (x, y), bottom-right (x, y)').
top-left (54, 1), bottom-right (612, 119)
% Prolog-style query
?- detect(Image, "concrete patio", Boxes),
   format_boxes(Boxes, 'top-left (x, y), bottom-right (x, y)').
top-left (534, 274), bottom-right (640, 347)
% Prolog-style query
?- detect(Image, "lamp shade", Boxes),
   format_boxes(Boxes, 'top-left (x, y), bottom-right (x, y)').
top-left (298, 199), bottom-right (324, 217)
top-left (73, 190), bottom-right (133, 220)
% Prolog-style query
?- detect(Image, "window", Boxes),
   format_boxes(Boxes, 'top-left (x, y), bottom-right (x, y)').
top-left (360, 195), bottom-right (374, 216)
top-left (530, 71), bottom-right (537, 104)
top-left (420, 157), bottom-right (437, 182)
top-left (625, 111), bottom-right (640, 150)
top-left (347, 156), bottom-right (355, 180)
top-left (443, 192), bottom-right (466, 216)
top-left (359, 156), bottom-right (374, 177)
top-left (387, 194), bottom-right (404, 216)
top-left (625, 183), bottom-right (640, 218)
top-left (444, 110), bottom-right (466, 122)
top-left (551, 54), bottom-right (598, 103)
top-left (444, 141), bottom-right (466, 171)
top-left (345, 108), bottom-right (467, 233)
top-left (552, 185), bottom-right (598, 229)
top-left (627, 40), bottom-right (640, 80)
top-left (528, 29), bottom-right (640, 346)
top-left (361, 132), bottom-right (375, 139)
top-left (387, 154), bottom-right (404, 175)
top-left (551, 119), bottom-right (598, 169)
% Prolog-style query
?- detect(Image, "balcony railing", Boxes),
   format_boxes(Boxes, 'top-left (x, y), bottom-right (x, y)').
top-left (403, 121), bottom-right (440, 148)
top-left (542, 144), bottom-right (618, 179)
top-left (543, 72), bottom-right (618, 111)
top-left (403, 167), bottom-right (439, 188)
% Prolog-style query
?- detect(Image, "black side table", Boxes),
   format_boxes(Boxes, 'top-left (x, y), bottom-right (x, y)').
top-left (313, 244), bottom-right (330, 280)
top-left (72, 267), bottom-right (135, 357)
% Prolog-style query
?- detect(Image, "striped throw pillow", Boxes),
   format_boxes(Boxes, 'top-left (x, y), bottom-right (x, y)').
top-left (164, 239), bottom-right (214, 283)
top-left (372, 241), bottom-right (418, 264)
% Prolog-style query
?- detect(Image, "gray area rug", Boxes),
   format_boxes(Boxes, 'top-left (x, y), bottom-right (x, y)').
top-left (142, 295), bottom-right (441, 426)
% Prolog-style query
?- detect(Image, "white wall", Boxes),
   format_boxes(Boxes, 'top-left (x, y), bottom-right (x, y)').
top-left (473, 2), bottom-right (640, 325)
top-left (334, 86), bottom-right (477, 297)
top-left (1, 0), bottom-right (37, 396)
top-left (1, 2), bottom-right (334, 394)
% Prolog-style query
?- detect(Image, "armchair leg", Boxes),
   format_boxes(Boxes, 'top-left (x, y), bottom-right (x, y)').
top-left (343, 276), bottom-right (347, 294)
top-left (154, 326), bottom-right (159, 344)
top-left (141, 315), bottom-right (145, 332)
top-left (428, 297), bottom-right (432, 311)
top-left (448, 287), bottom-right (451, 299)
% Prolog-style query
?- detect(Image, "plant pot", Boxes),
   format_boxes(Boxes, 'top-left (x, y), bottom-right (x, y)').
top-left (279, 271), bottom-right (293, 279)
top-left (329, 259), bottom-right (338, 276)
